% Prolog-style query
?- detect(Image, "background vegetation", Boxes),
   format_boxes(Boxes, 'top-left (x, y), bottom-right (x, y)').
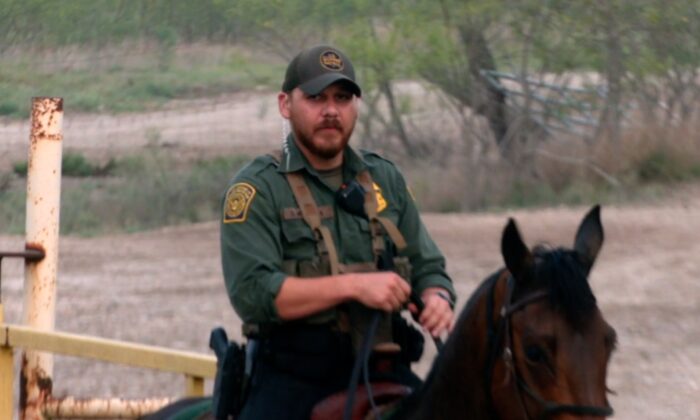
top-left (1, 0), bottom-right (699, 234)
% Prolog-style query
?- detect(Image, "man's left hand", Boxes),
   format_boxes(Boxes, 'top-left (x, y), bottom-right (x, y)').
top-left (409, 287), bottom-right (454, 337)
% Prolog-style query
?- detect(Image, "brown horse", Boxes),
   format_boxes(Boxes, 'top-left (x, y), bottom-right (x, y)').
top-left (145, 205), bottom-right (616, 420)
top-left (389, 205), bottom-right (616, 419)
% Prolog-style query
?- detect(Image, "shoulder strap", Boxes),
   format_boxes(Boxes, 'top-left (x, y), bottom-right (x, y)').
top-left (286, 172), bottom-right (340, 275)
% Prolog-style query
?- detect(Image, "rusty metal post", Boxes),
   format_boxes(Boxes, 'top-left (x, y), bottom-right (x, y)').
top-left (1, 301), bottom-right (13, 420)
top-left (21, 97), bottom-right (63, 420)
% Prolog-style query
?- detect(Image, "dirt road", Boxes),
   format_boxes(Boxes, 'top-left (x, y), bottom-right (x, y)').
top-left (0, 91), bottom-right (281, 171)
top-left (2, 197), bottom-right (699, 419)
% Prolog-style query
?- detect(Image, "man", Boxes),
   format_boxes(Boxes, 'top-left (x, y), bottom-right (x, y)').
top-left (220, 45), bottom-right (455, 420)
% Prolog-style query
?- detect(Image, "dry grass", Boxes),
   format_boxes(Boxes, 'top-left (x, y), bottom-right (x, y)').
top-left (399, 118), bottom-right (700, 212)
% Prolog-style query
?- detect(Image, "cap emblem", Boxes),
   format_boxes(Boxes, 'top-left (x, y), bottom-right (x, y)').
top-left (319, 50), bottom-right (344, 71)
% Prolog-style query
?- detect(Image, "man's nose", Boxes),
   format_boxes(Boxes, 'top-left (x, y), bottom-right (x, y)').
top-left (322, 100), bottom-right (339, 117)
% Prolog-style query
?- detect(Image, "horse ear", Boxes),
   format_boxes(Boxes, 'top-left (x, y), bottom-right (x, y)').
top-left (501, 218), bottom-right (533, 280)
top-left (573, 205), bottom-right (604, 275)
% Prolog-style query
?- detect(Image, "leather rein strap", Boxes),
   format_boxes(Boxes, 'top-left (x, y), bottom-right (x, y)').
top-left (489, 275), bottom-right (614, 419)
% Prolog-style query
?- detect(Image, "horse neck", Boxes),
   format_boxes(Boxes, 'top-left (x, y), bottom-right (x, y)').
top-left (396, 275), bottom-right (502, 420)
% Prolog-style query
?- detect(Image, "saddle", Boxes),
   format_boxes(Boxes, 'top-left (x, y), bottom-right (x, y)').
top-left (310, 382), bottom-right (412, 420)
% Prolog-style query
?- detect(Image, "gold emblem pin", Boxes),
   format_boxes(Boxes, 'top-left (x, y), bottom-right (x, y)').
top-left (373, 182), bottom-right (388, 213)
top-left (224, 182), bottom-right (257, 223)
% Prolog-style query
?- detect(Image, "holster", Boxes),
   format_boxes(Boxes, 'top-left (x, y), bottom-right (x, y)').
top-left (210, 327), bottom-right (252, 420)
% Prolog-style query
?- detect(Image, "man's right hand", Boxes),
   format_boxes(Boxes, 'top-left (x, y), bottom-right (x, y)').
top-left (275, 272), bottom-right (410, 321)
top-left (348, 272), bottom-right (411, 312)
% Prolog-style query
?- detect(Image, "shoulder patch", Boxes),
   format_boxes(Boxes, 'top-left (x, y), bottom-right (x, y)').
top-left (223, 182), bottom-right (257, 223)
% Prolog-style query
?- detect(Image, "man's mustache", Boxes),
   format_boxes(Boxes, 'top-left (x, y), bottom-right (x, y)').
top-left (317, 119), bottom-right (342, 131)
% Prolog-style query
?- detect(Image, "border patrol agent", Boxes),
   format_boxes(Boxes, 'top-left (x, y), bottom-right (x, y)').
top-left (220, 45), bottom-right (456, 420)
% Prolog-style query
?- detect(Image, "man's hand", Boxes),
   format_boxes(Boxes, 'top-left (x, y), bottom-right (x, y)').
top-left (350, 272), bottom-right (411, 312)
top-left (409, 287), bottom-right (454, 337)
top-left (275, 272), bottom-right (410, 320)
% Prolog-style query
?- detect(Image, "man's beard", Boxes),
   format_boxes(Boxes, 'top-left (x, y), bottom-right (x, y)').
top-left (292, 119), bottom-right (354, 160)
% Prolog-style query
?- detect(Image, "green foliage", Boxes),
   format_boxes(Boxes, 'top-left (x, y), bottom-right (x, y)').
top-left (12, 161), bottom-right (28, 177)
top-left (0, 172), bottom-right (12, 192)
top-left (71, 153), bottom-right (248, 234)
top-left (0, 151), bottom-right (249, 235)
top-left (12, 152), bottom-right (113, 178)
top-left (0, 0), bottom-right (236, 47)
top-left (62, 153), bottom-right (100, 177)
top-left (636, 149), bottom-right (700, 183)
top-left (0, 48), bottom-right (284, 118)
top-left (0, 187), bottom-right (26, 234)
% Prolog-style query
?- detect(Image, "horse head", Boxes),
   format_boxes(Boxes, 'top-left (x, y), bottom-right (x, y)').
top-left (491, 205), bottom-right (616, 419)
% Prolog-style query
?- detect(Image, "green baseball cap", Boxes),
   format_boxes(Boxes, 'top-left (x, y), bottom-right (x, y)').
top-left (282, 45), bottom-right (361, 97)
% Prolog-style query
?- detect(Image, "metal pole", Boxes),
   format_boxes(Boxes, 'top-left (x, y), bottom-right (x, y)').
top-left (1, 249), bottom-right (45, 420)
top-left (21, 97), bottom-right (63, 420)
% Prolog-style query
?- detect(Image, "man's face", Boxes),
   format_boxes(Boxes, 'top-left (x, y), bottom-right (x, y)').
top-left (278, 83), bottom-right (359, 161)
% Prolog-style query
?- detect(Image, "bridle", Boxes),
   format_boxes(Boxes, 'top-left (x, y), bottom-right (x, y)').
top-left (486, 274), bottom-right (614, 420)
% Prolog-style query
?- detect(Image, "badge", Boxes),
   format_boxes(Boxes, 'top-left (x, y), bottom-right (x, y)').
top-left (320, 50), bottom-right (344, 71)
top-left (223, 182), bottom-right (256, 223)
top-left (373, 182), bottom-right (388, 213)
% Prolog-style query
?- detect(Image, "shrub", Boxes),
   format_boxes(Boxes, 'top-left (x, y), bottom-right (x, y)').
top-left (12, 161), bottom-right (28, 177)
top-left (637, 149), bottom-right (689, 183)
top-left (62, 153), bottom-right (99, 177)
top-left (48, 152), bottom-right (249, 235)
top-left (12, 152), bottom-right (113, 178)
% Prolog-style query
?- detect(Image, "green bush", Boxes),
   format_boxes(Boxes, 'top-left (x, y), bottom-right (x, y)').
top-left (0, 101), bottom-right (20, 117)
top-left (637, 150), bottom-right (677, 182)
top-left (635, 149), bottom-right (698, 183)
top-left (62, 153), bottom-right (100, 177)
top-left (12, 161), bottom-right (28, 177)
top-left (12, 152), bottom-right (113, 178)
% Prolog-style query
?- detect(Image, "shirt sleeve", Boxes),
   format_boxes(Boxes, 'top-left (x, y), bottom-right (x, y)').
top-left (394, 171), bottom-right (457, 304)
top-left (220, 176), bottom-right (286, 324)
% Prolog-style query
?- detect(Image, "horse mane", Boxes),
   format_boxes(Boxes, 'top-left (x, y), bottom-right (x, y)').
top-left (529, 244), bottom-right (598, 330)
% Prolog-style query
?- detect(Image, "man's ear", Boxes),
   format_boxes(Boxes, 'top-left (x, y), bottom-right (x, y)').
top-left (278, 92), bottom-right (291, 119)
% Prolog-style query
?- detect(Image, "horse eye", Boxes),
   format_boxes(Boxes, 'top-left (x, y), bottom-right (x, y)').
top-left (524, 345), bottom-right (546, 363)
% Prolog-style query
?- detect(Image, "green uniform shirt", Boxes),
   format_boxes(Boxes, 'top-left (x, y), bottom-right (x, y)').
top-left (220, 136), bottom-right (455, 325)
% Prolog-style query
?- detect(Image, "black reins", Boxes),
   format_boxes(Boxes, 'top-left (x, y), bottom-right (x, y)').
top-left (343, 291), bottom-right (444, 420)
top-left (487, 275), bottom-right (614, 420)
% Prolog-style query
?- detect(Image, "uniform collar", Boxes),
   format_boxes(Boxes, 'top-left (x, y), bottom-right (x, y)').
top-left (277, 134), bottom-right (368, 176)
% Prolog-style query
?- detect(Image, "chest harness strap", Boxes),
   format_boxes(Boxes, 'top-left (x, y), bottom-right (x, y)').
top-left (283, 170), bottom-right (408, 279)
top-left (286, 172), bottom-right (341, 276)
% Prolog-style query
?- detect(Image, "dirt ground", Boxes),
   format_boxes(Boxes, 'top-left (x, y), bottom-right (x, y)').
top-left (1, 92), bottom-right (699, 419)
